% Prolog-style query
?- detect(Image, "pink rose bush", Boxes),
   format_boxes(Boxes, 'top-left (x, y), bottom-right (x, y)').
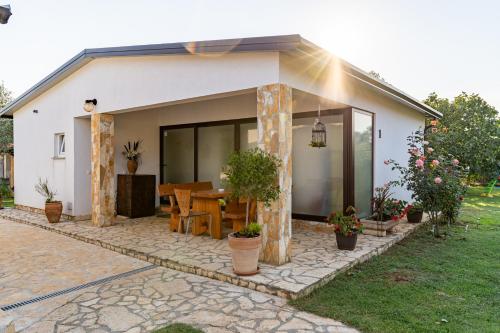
top-left (385, 127), bottom-right (467, 236)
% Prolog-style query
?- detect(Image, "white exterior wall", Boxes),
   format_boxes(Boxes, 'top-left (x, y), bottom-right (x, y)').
top-left (12, 52), bottom-right (278, 216)
top-left (279, 54), bottom-right (425, 202)
top-left (12, 49), bottom-right (426, 217)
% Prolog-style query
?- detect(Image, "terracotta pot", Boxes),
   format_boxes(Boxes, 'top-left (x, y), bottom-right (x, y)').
top-left (335, 232), bottom-right (358, 250)
top-left (407, 209), bottom-right (423, 223)
top-left (127, 159), bottom-right (138, 175)
top-left (228, 233), bottom-right (261, 276)
top-left (45, 201), bottom-right (63, 223)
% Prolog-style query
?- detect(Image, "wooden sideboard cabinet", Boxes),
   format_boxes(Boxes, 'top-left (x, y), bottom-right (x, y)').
top-left (117, 174), bottom-right (156, 218)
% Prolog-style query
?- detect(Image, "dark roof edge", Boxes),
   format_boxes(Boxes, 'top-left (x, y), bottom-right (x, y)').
top-left (1, 34), bottom-right (440, 118)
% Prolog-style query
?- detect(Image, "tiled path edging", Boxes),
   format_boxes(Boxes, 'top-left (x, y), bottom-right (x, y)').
top-left (0, 209), bottom-right (428, 300)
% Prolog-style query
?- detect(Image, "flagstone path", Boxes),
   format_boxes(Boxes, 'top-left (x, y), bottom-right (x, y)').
top-left (0, 218), bottom-right (358, 332)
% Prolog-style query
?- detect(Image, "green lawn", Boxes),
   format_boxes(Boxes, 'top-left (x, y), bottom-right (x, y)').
top-left (153, 323), bottom-right (203, 333)
top-left (291, 186), bottom-right (500, 333)
top-left (2, 198), bottom-right (14, 208)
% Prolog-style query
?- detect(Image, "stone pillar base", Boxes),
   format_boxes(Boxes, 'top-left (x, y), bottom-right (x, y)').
top-left (257, 83), bottom-right (293, 265)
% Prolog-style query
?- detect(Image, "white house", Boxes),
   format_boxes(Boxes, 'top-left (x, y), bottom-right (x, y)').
top-left (0, 35), bottom-right (439, 265)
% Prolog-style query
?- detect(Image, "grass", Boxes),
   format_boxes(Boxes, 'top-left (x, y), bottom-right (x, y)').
top-left (291, 186), bottom-right (500, 333)
top-left (2, 197), bottom-right (14, 208)
top-left (152, 323), bottom-right (203, 333)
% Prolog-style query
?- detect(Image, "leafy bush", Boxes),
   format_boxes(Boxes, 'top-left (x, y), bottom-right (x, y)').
top-left (224, 148), bottom-right (281, 227)
top-left (0, 180), bottom-right (12, 199)
top-left (371, 182), bottom-right (408, 221)
top-left (386, 125), bottom-right (467, 236)
top-left (328, 206), bottom-right (364, 236)
top-left (234, 222), bottom-right (262, 238)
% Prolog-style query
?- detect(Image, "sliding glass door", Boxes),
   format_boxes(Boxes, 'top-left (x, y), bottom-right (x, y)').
top-left (160, 119), bottom-right (256, 187)
top-left (292, 112), bottom-right (344, 218)
top-left (353, 110), bottom-right (373, 217)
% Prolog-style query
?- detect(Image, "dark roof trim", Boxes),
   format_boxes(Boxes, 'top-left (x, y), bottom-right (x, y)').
top-left (0, 34), bottom-right (440, 117)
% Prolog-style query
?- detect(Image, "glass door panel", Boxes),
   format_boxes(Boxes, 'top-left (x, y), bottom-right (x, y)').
top-left (161, 128), bottom-right (194, 183)
top-left (197, 125), bottom-right (235, 189)
top-left (353, 111), bottom-right (373, 217)
top-left (292, 114), bottom-right (343, 217)
top-left (240, 122), bottom-right (258, 151)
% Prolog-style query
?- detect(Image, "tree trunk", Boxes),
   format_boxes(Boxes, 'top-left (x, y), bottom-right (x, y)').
top-left (245, 200), bottom-right (250, 227)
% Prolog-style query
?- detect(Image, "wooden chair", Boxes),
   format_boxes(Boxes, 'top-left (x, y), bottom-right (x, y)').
top-left (174, 188), bottom-right (212, 240)
top-left (224, 198), bottom-right (257, 232)
top-left (158, 184), bottom-right (178, 214)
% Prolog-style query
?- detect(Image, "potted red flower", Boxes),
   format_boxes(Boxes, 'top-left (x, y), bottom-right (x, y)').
top-left (406, 202), bottom-right (423, 223)
top-left (328, 206), bottom-right (364, 251)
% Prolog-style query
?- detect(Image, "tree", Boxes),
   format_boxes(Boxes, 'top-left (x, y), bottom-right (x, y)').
top-left (424, 92), bottom-right (500, 181)
top-left (224, 148), bottom-right (281, 227)
top-left (0, 82), bottom-right (13, 154)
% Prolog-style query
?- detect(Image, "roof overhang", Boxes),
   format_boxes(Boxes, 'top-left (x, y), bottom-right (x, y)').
top-left (0, 34), bottom-right (441, 118)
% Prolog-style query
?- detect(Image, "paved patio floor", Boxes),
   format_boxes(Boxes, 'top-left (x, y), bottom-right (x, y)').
top-left (0, 209), bottom-right (424, 299)
top-left (0, 218), bottom-right (357, 333)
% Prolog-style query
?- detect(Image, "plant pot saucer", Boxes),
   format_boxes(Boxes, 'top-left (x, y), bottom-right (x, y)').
top-left (233, 266), bottom-right (260, 276)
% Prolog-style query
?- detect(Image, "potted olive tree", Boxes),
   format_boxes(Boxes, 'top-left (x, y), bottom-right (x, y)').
top-left (35, 178), bottom-right (62, 223)
top-left (328, 206), bottom-right (364, 250)
top-left (224, 148), bottom-right (280, 276)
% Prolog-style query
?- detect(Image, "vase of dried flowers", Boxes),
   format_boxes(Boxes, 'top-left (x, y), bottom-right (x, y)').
top-left (123, 141), bottom-right (141, 175)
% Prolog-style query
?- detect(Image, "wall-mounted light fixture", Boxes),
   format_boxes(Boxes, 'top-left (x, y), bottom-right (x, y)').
top-left (83, 99), bottom-right (97, 112)
top-left (0, 4), bottom-right (12, 24)
top-left (33, 109), bottom-right (38, 114)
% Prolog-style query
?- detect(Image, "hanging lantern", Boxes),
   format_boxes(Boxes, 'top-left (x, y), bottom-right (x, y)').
top-left (310, 105), bottom-right (327, 148)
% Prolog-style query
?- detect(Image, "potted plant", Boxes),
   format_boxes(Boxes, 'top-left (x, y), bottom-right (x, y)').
top-left (224, 148), bottom-right (281, 276)
top-left (406, 202), bottom-right (423, 223)
top-left (360, 182), bottom-right (408, 236)
top-left (228, 222), bottom-right (262, 275)
top-left (328, 206), bottom-right (364, 250)
top-left (122, 141), bottom-right (141, 175)
top-left (35, 178), bottom-right (62, 223)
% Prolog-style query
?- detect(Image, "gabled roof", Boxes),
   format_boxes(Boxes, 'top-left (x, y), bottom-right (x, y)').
top-left (0, 34), bottom-right (441, 117)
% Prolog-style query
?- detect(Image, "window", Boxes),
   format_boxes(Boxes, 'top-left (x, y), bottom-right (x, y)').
top-left (54, 133), bottom-right (66, 158)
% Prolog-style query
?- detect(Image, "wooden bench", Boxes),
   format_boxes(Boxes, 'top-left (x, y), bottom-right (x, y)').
top-left (158, 181), bottom-right (213, 233)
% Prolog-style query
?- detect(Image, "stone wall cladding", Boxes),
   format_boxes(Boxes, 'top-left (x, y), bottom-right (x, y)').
top-left (257, 83), bottom-right (293, 266)
top-left (91, 113), bottom-right (115, 227)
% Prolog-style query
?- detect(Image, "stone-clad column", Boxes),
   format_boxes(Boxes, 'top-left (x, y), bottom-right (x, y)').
top-left (257, 83), bottom-right (292, 265)
top-left (91, 113), bottom-right (115, 227)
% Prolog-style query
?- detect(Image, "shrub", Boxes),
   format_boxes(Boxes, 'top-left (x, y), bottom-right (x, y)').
top-left (224, 148), bottom-right (281, 227)
top-left (386, 125), bottom-right (467, 236)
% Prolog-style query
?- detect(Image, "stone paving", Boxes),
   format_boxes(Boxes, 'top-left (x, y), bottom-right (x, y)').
top-left (15, 267), bottom-right (358, 333)
top-left (0, 218), bottom-right (357, 333)
top-left (0, 208), bottom-right (425, 299)
top-left (0, 222), bottom-right (147, 306)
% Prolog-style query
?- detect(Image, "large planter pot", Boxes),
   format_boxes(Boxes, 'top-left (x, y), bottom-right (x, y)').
top-left (45, 201), bottom-right (63, 223)
top-left (228, 233), bottom-right (261, 276)
top-left (335, 232), bottom-right (358, 250)
top-left (360, 218), bottom-right (399, 237)
top-left (407, 209), bottom-right (423, 223)
top-left (127, 159), bottom-right (138, 175)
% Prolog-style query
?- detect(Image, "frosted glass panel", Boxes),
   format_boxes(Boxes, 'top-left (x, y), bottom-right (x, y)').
top-left (240, 123), bottom-right (258, 151)
top-left (198, 125), bottom-right (235, 189)
top-left (162, 128), bottom-right (194, 183)
top-left (354, 111), bottom-right (373, 217)
top-left (292, 115), bottom-right (343, 216)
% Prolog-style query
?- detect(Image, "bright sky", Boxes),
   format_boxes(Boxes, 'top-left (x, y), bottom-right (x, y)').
top-left (1, 0), bottom-right (499, 110)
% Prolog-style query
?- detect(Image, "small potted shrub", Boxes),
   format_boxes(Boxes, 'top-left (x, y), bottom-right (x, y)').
top-left (224, 148), bottom-right (281, 275)
top-left (35, 178), bottom-right (62, 223)
top-left (0, 180), bottom-right (12, 209)
top-left (360, 182), bottom-right (408, 236)
top-left (328, 206), bottom-right (364, 250)
top-left (228, 222), bottom-right (262, 275)
top-left (406, 202), bottom-right (423, 223)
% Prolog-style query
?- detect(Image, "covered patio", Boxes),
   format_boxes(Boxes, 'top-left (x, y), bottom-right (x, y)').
top-left (0, 208), bottom-right (421, 299)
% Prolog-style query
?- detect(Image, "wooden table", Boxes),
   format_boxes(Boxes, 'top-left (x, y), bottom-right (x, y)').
top-left (191, 189), bottom-right (231, 240)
